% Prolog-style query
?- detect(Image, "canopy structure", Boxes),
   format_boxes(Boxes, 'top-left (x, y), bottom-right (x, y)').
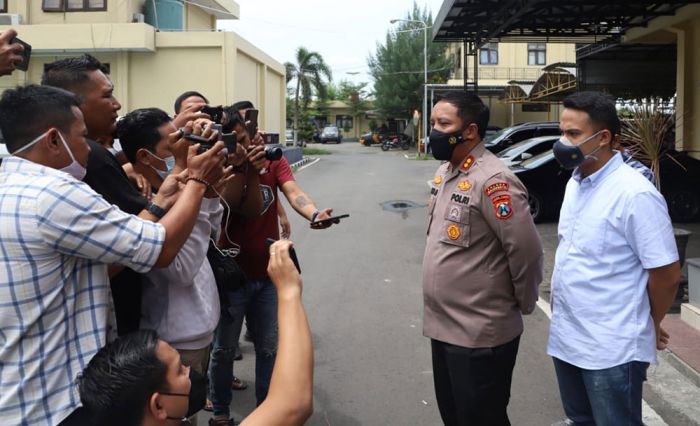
top-left (529, 62), bottom-right (577, 101)
top-left (433, 0), bottom-right (698, 92)
top-left (502, 81), bottom-right (536, 103)
top-left (434, 0), bottom-right (698, 43)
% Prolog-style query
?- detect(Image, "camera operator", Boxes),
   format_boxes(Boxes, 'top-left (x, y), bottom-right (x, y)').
top-left (0, 84), bottom-right (229, 426)
top-left (208, 106), bottom-right (335, 426)
top-left (42, 54), bottom-right (156, 335)
top-left (118, 108), bottom-right (245, 425)
top-left (77, 240), bottom-right (313, 426)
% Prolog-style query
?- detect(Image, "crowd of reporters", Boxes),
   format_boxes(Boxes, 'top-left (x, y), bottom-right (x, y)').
top-left (0, 32), bottom-right (328, 426)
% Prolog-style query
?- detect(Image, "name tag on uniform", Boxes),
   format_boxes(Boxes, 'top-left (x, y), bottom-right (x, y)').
top-left (450, 193), bottom-right (470, 206)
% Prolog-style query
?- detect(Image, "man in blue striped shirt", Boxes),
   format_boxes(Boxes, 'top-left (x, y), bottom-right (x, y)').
top-left (0, 85), bottom-right (229, 425)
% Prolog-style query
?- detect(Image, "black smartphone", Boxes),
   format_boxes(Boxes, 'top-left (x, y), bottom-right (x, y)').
top-left (245, 109), bottom-right (259, 139)
top-left (265, 238), bottom-right (301, 274)
top-left (310, 214), bottom-right (350, 228)
top-left (221, 132), bottom-right (237, 153)
top-left (200, 105), bottom-right (224, 124)
top-left (11, 37), bottom-right (31, 72)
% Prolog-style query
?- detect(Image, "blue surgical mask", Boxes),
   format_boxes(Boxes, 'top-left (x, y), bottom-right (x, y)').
top-left (13, 129), bottom-right (87, 181)
top-left (148, 151), bottom-right (175, 179)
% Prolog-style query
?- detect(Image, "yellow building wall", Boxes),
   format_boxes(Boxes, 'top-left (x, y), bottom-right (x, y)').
top-left (625, 5), bottom-right (700, 159)
top-left (128, 47), bottom-right (223, 114)
top-left (235, 52), bottom-right (261, 108)
top-left (265, 70), bottom-right (283, 133)
top-left (185, 4), bottom-right (215, 31)
top-left (447, 42), bottom-right (576, 86)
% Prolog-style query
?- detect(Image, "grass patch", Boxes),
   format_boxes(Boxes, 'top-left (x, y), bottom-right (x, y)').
top-left (411, 153), bottom-right (434, 160)
top-left (303, 147), bottom-right (332, 156)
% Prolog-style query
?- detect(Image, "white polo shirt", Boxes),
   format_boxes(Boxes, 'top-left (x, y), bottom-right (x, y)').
top-left (547, 153), bottom-right (678, 369)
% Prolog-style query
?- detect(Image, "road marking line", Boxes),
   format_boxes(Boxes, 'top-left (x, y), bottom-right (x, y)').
top-left (536, 296), bottom-right (668, 425)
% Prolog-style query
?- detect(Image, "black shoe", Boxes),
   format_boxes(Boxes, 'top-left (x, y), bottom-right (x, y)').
top-left (209, 417), bottom-right (235, 426)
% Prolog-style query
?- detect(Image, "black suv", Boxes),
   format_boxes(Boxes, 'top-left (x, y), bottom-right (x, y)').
top-left (484, 122), bottom-right (561, 153)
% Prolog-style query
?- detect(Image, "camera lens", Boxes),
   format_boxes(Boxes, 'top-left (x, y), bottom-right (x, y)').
top-left (264, 146), bottom-right (283, 161)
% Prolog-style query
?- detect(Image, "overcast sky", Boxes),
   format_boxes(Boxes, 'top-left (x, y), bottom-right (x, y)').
top-left (217, 0), bottom-right (446, 91)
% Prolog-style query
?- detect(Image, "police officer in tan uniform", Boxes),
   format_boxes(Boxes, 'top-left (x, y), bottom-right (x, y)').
top-left (423, 91), bottom-right (543, 426)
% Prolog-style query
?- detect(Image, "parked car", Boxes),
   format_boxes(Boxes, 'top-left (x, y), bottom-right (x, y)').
top-left (484, 122), bottom-right (561, 153)
top-left (484, 125), bottom-right (502, 141)
top-left (511, 149), bottom-right (700, 223)
top-left (320, 126), bottom-right (342, 144)
top-left (497, 135), bottom-right (559, 167)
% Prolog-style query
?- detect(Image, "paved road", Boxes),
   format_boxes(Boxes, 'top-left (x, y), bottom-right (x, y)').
top-left (229, 141), bottom-right (565, 425)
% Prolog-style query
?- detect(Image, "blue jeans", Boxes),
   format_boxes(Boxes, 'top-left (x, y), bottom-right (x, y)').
top-left (553, 358), bottom-right (649, 426)
top-left (208, 278), bottom-right (278, 417)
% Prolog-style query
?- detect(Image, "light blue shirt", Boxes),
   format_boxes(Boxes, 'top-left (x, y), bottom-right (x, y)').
top-left (547, 153), bottom-right (678, 369)
top-left (0, 157), bottom-right (165, 425)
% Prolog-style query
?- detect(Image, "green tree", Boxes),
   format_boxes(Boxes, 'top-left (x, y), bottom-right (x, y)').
top-left (368, 2), bottom-right (451, 119)
top-left (284, 47), bottom-right (332, 143)
top-left (335, 79), bottom-right (371, 133)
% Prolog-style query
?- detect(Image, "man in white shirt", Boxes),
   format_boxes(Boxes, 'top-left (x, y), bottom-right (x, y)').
top-left (548, 91), bottom-right (680, 426)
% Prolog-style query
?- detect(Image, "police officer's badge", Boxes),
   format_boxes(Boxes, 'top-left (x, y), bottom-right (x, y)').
top-left (446, 224), bottom-right (461, 240)
top-left (448, 206), bottom-right (461, 221)
top-left (458, 180), bottom-right (471, 191)
top-left (433, 175), bottom-right (443, 185)
top-left (449, 136), bottom-right (457, 145)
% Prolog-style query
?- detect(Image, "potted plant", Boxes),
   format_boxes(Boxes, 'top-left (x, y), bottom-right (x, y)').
top-left (621, 100), bottom-right (692, 308)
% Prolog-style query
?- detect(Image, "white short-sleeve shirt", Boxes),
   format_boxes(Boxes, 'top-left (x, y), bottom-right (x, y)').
top-left (547, 153), bottom-right (678, 369)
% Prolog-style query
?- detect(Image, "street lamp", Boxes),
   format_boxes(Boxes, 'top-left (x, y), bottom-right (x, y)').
top-left (390, 18), bottom-right (428, 155)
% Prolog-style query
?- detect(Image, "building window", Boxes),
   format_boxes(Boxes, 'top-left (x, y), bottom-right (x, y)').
top-left (43, 0), bottom-right (107, 11)
top-left (479, 43), bottom-right (498, 65)
top-left (528, 43), bottom-right (546, 65)
top-left (0, 0), bottom-right (7, 13)
top-left (336, 115), bottom-right (353, 130)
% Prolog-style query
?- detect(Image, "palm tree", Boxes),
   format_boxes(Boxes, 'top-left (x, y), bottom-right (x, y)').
top-left (285, 47), bottom-right (332, 143)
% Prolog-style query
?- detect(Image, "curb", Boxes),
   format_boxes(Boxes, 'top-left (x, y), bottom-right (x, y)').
top-left (660, 348), bottom-right (700, 389)
top-left (290, 157), bottom-right (320, 173)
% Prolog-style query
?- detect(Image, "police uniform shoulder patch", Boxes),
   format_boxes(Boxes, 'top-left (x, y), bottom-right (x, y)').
top-left (446, 224), bottom-right (461, 240)
top-left (492, 194), bottom-right (513, 220)
top-left (484, 181), bottom-right (509, 196)
top-left (459, 156), bottom-right (475, 172)
top-left (458, 180), bottom-right (472, 191)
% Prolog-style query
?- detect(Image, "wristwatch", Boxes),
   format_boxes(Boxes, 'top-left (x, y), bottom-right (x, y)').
top-left (145, 201), bottom-right (167, 219)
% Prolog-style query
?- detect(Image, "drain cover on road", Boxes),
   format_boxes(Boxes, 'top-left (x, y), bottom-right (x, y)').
top-left (380, 200), bottom-right (423, 213)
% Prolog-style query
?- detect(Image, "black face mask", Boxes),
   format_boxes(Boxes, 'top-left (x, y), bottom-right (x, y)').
top-left (161, 369), bottom-right (207, 421)
top-left (428, 128), bottom-right (464, 161)
top-left (552, 130), bottom-right (604, 170)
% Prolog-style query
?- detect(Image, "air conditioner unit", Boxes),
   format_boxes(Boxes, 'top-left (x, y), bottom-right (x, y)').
top-left (0, 14), bottom-right (23, 26)
top-left (132, 13), bottom-right (145, 23)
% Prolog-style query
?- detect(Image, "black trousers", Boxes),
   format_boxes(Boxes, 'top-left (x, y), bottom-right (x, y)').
top-left (431, 335), bottom-right (520, 426)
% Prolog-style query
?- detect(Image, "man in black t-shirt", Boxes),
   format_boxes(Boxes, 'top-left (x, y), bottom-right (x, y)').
top-left (42, 55), bottom-right (150, 334)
